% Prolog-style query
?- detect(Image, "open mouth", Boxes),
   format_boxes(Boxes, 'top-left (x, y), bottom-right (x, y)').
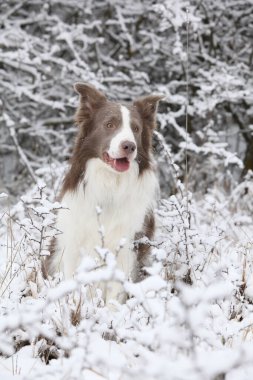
top-left (103, 152), bottom-right (130, 172)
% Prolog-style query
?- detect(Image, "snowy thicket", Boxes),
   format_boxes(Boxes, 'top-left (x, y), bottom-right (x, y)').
top-left (0, 1), bottom-right (253, 379)
top-left (1, 0), bottom-right (253, 196)
top-left (0, 166), bottom-right (253, 379)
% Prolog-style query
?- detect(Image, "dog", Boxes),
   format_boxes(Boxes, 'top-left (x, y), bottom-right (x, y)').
top-left (46, 83), bottom-right (162, 305)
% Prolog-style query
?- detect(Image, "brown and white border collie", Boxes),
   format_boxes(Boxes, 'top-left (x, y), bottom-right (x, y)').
top-left (46, 83), bottom-right (163, 305)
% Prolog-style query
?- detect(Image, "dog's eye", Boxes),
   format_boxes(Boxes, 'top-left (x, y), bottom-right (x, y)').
top-left (106, 122), bottom-right (114, 129)
top-left (133, 125), bottom-right (139, 133)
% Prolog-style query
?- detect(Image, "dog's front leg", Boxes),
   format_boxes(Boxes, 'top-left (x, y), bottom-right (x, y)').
top-left (105, 247), bottom-right (136, 308)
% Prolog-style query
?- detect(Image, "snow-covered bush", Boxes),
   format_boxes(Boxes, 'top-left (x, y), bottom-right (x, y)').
top-left (1, 163), bottom-right (253, 379)
top-left (1, 0), bottom-right (252, 198)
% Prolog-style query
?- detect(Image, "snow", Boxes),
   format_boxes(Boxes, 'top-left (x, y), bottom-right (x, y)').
top-left (0, 165), bottom-right (252, 379)
top-left (0, 193), bottom-right (8, 199)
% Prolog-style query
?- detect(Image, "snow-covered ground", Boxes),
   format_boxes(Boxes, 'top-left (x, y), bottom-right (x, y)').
top-left (0, 166), bottom-right (253, 380)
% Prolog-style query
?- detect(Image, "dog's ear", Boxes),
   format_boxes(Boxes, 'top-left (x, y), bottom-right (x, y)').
top-left (133, 94), bottom-right (164, 127)
top-left (74, 83), bottom-right (106, 104)
top-left (74, 83), bottom-right (107, 124)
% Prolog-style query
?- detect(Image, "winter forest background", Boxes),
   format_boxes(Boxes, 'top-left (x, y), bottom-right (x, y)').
top-left (0, 1), bottom-right (253, 379)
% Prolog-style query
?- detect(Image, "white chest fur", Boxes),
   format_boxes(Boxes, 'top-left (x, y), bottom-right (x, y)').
top-left (54, 158), bottom-right (158, 286)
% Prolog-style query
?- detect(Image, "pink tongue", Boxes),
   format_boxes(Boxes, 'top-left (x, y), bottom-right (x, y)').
top-left (113, 158), bottom-right (130, 172)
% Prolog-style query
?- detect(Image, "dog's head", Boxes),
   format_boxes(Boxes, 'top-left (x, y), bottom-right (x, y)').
top-left (73, 83), bottom-right (163, 174)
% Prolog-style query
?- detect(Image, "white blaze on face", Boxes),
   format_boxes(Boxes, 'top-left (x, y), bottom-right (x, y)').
top-left (108, 105), bottom-right (137, 159)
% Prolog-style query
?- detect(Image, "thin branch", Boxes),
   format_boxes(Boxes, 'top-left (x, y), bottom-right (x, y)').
top-left (6, 121), bottom-right (38, 184)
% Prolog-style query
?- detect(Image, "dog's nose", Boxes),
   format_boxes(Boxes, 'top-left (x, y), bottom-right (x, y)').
top-left (121, 141), bottom-right (136, 155)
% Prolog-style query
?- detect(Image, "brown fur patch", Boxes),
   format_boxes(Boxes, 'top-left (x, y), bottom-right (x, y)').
top-left (62, 99), bottom-right (122, 195)
top-left (134, 212), bottom-right (155, 280)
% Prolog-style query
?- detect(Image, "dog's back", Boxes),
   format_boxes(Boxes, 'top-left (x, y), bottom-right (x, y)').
top-left (46, 83), bottom-right (162, 305)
